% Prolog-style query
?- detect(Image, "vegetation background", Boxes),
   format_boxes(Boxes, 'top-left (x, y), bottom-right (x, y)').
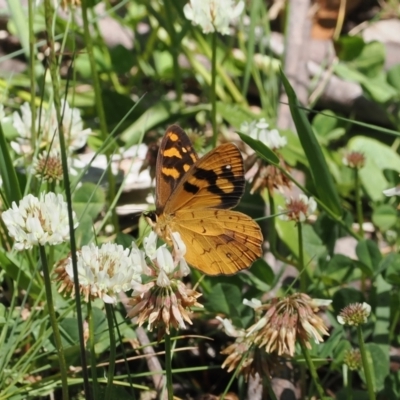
top-left (0, 0), bottom-right (400, 399)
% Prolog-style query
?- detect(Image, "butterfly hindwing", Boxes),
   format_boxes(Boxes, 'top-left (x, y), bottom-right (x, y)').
top-left (170, 209), bottom-right (262, 275)
top-left (164, 142), bottom-right (245, 213)
top-left (156, 125), bottom-right (198, 212)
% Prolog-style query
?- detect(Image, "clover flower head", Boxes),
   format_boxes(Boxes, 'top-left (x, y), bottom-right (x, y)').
top-left (128, 232), bottom-right (202, 339)
top-left (183, 0), bottom-right (245, 35)
top-left (12, 100), bottom-right (91, 156)
top-left (33, 149), bottom-right (64, 183)
top-left (337, 302), bottom-right (371, 326)
top-left (2, 192), bottom-right (77, 250)
top-left (342, 151), bottom-right (365, 169)
top-left (278, 194), bottom-right (317, 222)
top-left (246, 293), bottom-right (331, 357)
top-left (55, 242), bottom-right (145, 304)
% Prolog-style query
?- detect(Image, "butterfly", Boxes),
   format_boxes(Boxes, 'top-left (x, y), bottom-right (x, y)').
top-left (145, 125), bottom-right (263, 275)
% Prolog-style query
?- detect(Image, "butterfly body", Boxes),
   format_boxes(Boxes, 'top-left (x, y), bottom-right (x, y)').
top-left (146, 125), bottom-right (263, 275)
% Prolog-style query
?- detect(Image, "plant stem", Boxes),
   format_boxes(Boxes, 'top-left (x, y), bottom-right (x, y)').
top-left (87, 300), bottom-right (99, 399)
top-left (346, 364), bottom-right (353, 400)
top-left (43, 0), bottom-right (90, 396)
top-left (354, 169), bottom-right (364, 237)
top-left (297, 223), bottom-right (306, 292)
top-left (211, 31), bottom-right (217, 148)
top-left (357, 326), bottom-right (376, 400)
top-left (105, 303), bottom-right (116, 399)
top-left (164, 334), bottom-right (174, 400)
top-left (301, 343), bottom-right (325, 399)
top-left (355, 168), bottom-right (367, 292)
top-left (39, 245), bottom-right (69, 400)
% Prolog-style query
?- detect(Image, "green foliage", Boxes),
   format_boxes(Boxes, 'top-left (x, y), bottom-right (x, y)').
top-left (0, 0), bottom-right (399, 399)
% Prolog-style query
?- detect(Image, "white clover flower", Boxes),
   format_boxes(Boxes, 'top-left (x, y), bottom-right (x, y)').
top-left (243, 298), bottom-right (262, 309)
top-left (144, 230), bottom-right (158, 260)
top-left (183, 0), bottom-right (245, 35)
top-left (216, 316), bottom-right (245, 338)
top-left (171, 231), bottom-right (190, 276)
top-left (240, 118), bottom-right (287, 150)
top-left (2, 192), bottom-right (77, 250)
top-left (383, 186), bottom-right (400, 197)
top-left (64, 242), bottom-right (144, 304)
top-left (12, 100), bottom-right (91, 156)
top-left (278, 194), bottom-right (317, 222)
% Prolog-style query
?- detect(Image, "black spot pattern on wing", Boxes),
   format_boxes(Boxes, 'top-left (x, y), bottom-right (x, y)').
top-left (193, 165), bottom-right (244, 208)
top-left (183, 181), bottom-right (200, 194)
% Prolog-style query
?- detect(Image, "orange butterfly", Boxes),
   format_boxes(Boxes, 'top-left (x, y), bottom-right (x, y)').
top-left (145, 125), bottom-right (263, 275)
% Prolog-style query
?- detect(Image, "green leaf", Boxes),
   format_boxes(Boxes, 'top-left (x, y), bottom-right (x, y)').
top-left (280, 70), bottom-right (342, 217)
top-left (383, 253), bottom-right (400, 285)
top-left (349, 136), bottom-right (400, 201)
top-left (73, 183), bottom-right (106, 221)
top-left (320, 254), bottom-right (359, 286)
top-left (387, 64), bottom-right (400, 91)
top-left (205, 283), bottom-right (243, 319)
top-left (356, 239), bottom-right (382, 274)
top-left (372, 204), bottom-right (397, 231)
top-left (237, 131), bottom-right (279, 164)
top-left (312, 110), bottom-right (346, 144)
top-left (335, 37), bottom-right (385, 77)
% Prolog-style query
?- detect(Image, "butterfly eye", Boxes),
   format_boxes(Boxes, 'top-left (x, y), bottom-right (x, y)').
top-left (144, 211), bottom-right (158, 224)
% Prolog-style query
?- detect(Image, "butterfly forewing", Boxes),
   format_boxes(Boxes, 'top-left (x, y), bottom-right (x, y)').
top-left (164, 143), bottom-right (245, 213)
top-left (156, 125), bottom-right (198, 212)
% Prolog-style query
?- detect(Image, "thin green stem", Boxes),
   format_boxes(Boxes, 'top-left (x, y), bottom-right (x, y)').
top-left (43, 0), bottom-right (90, 396)
top-left (301, 343), bottom-right (325, 399)
top-left (87, 300), bottom-right (99, 399)
top-left (211, 31), bottom-right (217, 148)
top-left (80, 0), bottom-right (119, 231)
top-left (164, 334), bottom-right (174, 400)
top-left (194, 30), bottom-right (246, 105)
top-left (105, 304), bottom-right (116, 399)
top-left (297, 223), bottom-right (306, 292)
top-left (354, 169), bottom-right (364, 237)
top-left (354, 168), bottom-right (367, 292)
top-left (346, 365), bottom-right (353, 400)
top-left (39, 245), bottom-right (69, 400)
top-left (357, 327), bottom-right (376, 400)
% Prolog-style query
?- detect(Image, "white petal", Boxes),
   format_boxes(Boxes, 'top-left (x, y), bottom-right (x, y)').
top-left (383, 186), bottom-right (400, 197)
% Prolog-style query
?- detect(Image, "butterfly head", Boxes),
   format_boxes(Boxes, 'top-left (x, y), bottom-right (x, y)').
top-left (143, 210), bottom-right (158, 227)
top-left (144, 211), bottom-right (174, 247)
